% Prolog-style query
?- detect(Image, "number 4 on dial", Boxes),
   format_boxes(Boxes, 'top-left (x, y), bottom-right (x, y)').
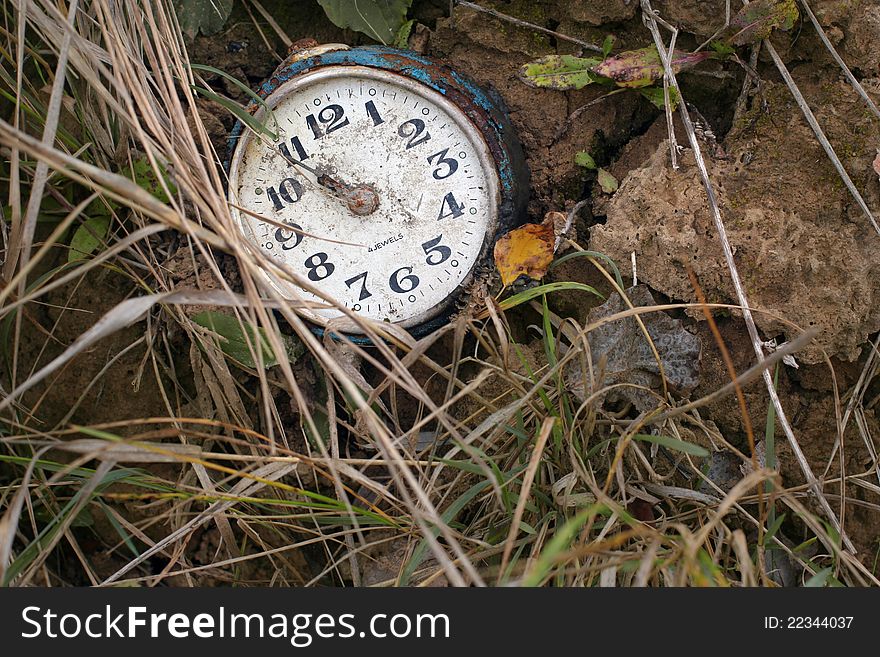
top-left (437, 192), bottom-right (465, 221)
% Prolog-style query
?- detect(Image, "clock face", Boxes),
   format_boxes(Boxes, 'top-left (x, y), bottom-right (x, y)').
top-left (228, 66), bottom-right (501, 333)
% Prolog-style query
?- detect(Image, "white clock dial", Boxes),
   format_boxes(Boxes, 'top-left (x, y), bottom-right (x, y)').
top-left (228, 66), bottom-right (501, 333)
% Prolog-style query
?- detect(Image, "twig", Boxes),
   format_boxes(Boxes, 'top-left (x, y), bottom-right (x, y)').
top-left (248, 0), bottom-right (291, 49)
top-left (641, 5), bottom-right (679, 169)
top-left (731, 43), bottom-right (762, 129)
top-left (454, 1), bottom-right (603, 53)
top-left (640, 0), bottom-right (856, 553)
top-left (553, 89), bottom-right (627, 144)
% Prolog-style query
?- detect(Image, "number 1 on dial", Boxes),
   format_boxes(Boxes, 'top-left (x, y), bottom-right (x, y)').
top-left (278, 136), bottom-right (309, 163)
top-left (365, 100), bottom-right (384, 126)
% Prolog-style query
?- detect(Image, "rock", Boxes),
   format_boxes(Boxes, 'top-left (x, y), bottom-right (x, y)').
top-left (568, 285), bottom-right (702, 411)
top-left (590, 74), bottom-right (880, 364)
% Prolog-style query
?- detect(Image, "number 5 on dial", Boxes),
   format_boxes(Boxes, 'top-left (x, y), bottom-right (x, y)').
top-left (422, 235), bottom-right (451, 265)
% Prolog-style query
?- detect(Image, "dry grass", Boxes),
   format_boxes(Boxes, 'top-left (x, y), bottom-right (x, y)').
top-left (0, 0), bottom-right (878, 587)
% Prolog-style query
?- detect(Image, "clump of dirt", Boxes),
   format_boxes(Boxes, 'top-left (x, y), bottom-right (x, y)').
top-left (846, 2), bottom-right (880, 76)
top-left (591, 72), bottom-right (880, 364)
top-left (652, 0), bottom-right (729, 38)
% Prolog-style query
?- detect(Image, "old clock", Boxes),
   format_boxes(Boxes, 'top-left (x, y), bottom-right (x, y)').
top-left (226, 44), bottom-right (528, 338)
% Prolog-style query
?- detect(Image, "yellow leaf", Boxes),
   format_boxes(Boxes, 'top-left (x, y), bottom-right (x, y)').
top-left (494, 222), bottom-right (555, 286)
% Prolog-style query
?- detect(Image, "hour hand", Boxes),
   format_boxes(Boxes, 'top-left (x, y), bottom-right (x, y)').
top-left (275, 145), bottom-right (378, 216)
top-left (316, 170), bottom-right (380, 217)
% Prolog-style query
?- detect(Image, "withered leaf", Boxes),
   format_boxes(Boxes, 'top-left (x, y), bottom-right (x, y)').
top-left (494, 221), bottom-right (555, 285)
top-left (873, 150), bottom-right (880, 180)
top-left (518, 55), bottom-right (603, 90)
top-left (568, 285), bottom-right (702, 411)
top-left (591, 47), bottom-right (712, 89)
top-left (722, 0), bottom-right (798, 46)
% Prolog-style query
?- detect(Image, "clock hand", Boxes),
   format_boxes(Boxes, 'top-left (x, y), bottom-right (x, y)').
top-left (274, 145), bottom-right (380, 216)
top-left (316, 171), bottom-right (380, 216)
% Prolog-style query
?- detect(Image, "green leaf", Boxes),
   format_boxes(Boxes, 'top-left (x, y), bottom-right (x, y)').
top-left (597, 168), bottom-right (618, 194)
top-left (394, 18), bottom-right (415, 48)
top-left (400, 479), bottom-right (492, 585)
top-left (522, 505), bottom-right (606, 586)
top-left (710, 40), bottom-right (736, 58)
top-left (172, 0), bottom-right (233, 38)
top-left (518, 520), bottom-right (537, 535)
top-left (192, 85), bottom-right (279, 140)
top-left (317, 0), bottom-right (413, 45)
top-left (190, 64), bottom-right (278, 137)
top-left (68, 214), bottom-right (111, 262)
top-left (192, 311), bottom-right (304, 369)
top-left (122, 156), bottom-right (176, 204)
top-left (574, 151), bottom-right (597, 169)
top-left (499, 282), bottom-right (604, 311)
top-left (633, 433), bottom-right (709, 457)
top-left (601, 34), bottom-right (616, 57)
top-left (804, 567), bottom-right (832, 587)
top-left (518, 55), bottom-right (603, 90)
top-left (549, 250), bottom-right (625, 289)
top-left (763, 512), bottom-right (787, 545)
top-left (640, 85), bottom-right (680, 110)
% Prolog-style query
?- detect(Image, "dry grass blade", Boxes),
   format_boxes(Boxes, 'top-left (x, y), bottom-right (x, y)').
top-left (2, 0), bottom-right (79, 281)
top-left (497, 416), bottom-right (554, 582)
